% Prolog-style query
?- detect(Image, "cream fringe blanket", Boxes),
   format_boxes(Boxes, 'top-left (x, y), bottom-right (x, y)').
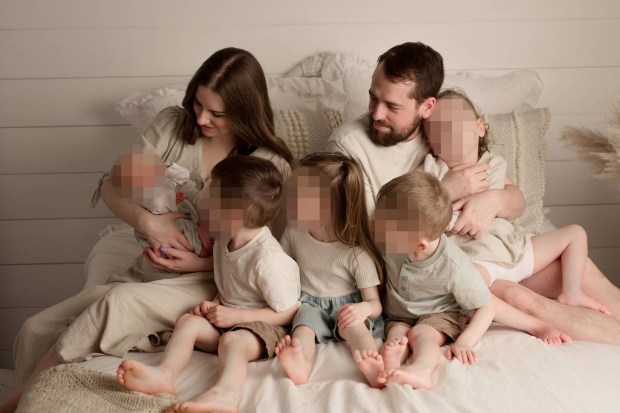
top-left (16, 364), bottom-right (176, 413)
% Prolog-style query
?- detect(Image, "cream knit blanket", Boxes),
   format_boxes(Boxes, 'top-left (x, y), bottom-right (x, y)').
top-left (16, 364), bottom-right (176, 413)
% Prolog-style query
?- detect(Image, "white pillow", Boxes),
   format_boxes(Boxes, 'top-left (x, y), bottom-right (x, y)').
top-left (287, 53), bottom-right (544, 121)
top-left (116, 77), bottom-right (346, 133)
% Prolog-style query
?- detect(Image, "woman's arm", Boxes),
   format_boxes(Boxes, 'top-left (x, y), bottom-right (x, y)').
top-left (144, 247), bottom-right (213, 272)
top-left (101, 180), bottom-right (193, 253)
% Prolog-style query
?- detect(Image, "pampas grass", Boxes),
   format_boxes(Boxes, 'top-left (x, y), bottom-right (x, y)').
top-left (561, 99), bottom-right (620, 192)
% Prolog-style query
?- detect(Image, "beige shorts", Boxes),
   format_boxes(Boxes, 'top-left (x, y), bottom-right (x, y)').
top-left (227, 321), bottom-right (287, 359)
top-left (385, 311), bottom-right (468, 342)
top-left (474, 238), bottom-right (535, 284)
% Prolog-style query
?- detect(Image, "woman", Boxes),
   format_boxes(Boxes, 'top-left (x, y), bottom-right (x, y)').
top-left (4, 47), bottom-right (293, 413)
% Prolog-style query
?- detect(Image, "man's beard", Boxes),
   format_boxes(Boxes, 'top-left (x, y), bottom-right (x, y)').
top-left (368, 113), bottom-right (421, 147)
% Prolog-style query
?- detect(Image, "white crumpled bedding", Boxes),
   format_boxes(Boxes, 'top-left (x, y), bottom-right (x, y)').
top-left (80, 324), bottom-right (620, 413)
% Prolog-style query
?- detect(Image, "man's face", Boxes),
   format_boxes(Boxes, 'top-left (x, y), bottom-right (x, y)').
top-left (368, 63), bottom-right (424, 146)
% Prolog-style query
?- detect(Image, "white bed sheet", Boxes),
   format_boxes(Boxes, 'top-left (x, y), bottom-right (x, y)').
top-left (82, 324), bottom-right (620, 413)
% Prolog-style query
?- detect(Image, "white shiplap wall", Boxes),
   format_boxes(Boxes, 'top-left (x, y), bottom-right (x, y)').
top-left (1, 0), bottom-right (619, 369)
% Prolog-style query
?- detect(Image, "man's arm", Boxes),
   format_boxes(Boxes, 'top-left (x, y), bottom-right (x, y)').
top-left (450, 177), bottom-right (525, 239)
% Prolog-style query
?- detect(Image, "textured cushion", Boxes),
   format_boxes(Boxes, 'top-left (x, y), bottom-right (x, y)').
top-left (274, 109), bottom-right (344, 160)
top-left (485, 108), bottom-right (550, 234)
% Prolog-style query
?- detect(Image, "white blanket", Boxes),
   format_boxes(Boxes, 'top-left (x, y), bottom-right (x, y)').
top-left (81, 324), bottom-right (620, 413)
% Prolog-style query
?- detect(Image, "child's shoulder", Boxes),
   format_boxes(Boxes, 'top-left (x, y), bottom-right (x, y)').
top-left (253, 227), bottom-right (297, 260)
top-left (442, 237), bottom-right (483, 278)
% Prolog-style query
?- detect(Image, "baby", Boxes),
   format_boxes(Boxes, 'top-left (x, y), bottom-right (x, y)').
top-left (110, 151), bottom-right (212, 281)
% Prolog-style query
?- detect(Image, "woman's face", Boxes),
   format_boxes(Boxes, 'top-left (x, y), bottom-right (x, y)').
top-left (193, 85), bottom-right (233, 142)
top-left (425, 97), bottom-right (484, 164)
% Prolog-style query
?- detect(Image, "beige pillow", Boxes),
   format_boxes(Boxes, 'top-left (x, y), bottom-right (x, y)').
top-left (485, 108), bottom-right (550, 234)
top-left (274, 109), bottom-right (344, 160)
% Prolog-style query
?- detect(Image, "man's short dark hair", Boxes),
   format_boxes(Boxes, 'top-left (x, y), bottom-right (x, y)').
top-left (377, 42), bottom-right (444, 104)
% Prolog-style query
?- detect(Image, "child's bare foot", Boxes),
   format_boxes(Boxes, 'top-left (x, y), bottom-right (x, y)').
top-left (380, 336), bottom-right (408, 371)
top-left (557, 292), bottom-right (611, 315)
top-left (529, 324), bottom-right (572, 345)
top-left (164, 386), bottom-right (237, 413)
top-left (385, 366), bottom-right (433, 390)
top-left (352, 349), bottom-right (385, 388)
top-left (274, 335), bottom-right (311, 385)
top-left (376, 369), bottom-right (389, 385)
top-left (117, 359), bottom-right (177, 395)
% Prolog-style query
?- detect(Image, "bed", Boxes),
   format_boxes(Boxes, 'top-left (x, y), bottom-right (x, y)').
top-left (9, 53), bottom-right (620, 413)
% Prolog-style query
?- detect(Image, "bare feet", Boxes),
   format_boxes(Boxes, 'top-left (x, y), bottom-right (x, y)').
top-left (529, 323), bottom-right (572, 345)
top-left (384, 366), bottom-right (433, 390)
top-left (352, 349), bottom-right (385, 388)
top-left (165, 387), bottom-right (237, 413)
top-left (274, 335), bottom-right (312, 385)
top-left (117, 359), bottom-right (177, 395)
top-left (558, 292), bottom-right (612, 315)
top-left (380, 336), bottom-right (409, 371)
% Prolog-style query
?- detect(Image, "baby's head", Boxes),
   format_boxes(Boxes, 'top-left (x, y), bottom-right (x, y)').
top-left (423, 89), bottom-right (489, 165)
top-left (111, 151), bottom-right (168, 202)
top-left (205, 155), bottom-right (283, 235)
top-left (374, 171), bottom-right (452, 256)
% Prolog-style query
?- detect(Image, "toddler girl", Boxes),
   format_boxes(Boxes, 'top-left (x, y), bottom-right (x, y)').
top-left (423, 89), bottom-right (609, 315)
top-left (274, 152), bottom-right (386, 388)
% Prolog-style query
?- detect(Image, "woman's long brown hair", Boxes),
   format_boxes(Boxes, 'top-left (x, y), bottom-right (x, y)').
top-left (175, 47), bottom-right (293, 163)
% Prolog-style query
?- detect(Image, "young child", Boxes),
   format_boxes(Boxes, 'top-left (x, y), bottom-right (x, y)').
top-left (274, 152), bottom-right (386, 388)
top-left (423, 89), bottom-right (610, 315)
top-left (110, 151), bottom-right (213, 281)
top-left (116, 155), bottom-right (301, 413)
top-left (373, 171), bottom-right (495, 389)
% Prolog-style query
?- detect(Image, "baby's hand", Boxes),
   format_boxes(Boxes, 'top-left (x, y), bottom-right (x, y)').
top-left (446, 342), bottom-right (477, 365)
top-left (337, 302), bottom-right (371, 330)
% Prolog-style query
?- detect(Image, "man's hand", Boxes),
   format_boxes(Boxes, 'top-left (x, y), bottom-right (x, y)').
top-left (450, 190), bottom-right (501, 239)
top-left (441, 164), bottom-right (490, 202)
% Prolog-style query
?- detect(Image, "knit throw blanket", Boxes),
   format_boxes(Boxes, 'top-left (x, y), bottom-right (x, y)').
top-left (16, 364), bottom-right (177, 413)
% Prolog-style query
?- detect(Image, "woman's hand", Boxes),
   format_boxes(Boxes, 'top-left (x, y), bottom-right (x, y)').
top-left (139, 211), bottom-right (194, 255)
top-left (205, 305), bottom-right (244, 328)
top-left (144, 246), bottom-right (213, 273)
top-left (337, 302), bottom-right (372, 330)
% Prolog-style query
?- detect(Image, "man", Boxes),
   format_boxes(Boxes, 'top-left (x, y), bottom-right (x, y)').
top-left (327, 42), bottom-right (620, 343)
